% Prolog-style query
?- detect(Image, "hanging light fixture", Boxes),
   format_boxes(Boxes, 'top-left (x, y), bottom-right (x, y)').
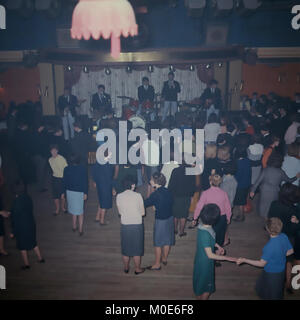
top-left (83, 65), bottom-right (89, 73)
top-left (218, 62), bottom-right (223, 68)
top-left (105, 67), bottom-right (111, 75)
top-left (66, 65), bottom-right (72, 72)
top-left (71, 0), bottom-right (138, 59)
top-left (189, 65), bottom-right (195, 71)
top-left (148, 65), bottom-right (154, 73)
top-left (205, 63), bottom-right (211, 69)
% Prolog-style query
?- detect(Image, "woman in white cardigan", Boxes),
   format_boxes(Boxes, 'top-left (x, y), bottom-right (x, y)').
top-left (116, 175), bottom-right (145, 275)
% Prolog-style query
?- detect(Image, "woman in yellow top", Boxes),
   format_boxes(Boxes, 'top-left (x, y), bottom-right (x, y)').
top-left (48, 144), bottom-right (68, 215)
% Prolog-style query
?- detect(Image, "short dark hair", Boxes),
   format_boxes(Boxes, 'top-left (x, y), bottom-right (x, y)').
top-left (279, 183), bottom-right (300, 206)
top-left (210, 79), bottom-right (218, 86)
top-left (49, 144), bottom-right (59, 152)
top-left (235, 148), bottom-right (247, 159)
top-left (122, 175), bottom-right (137, 190)
top-left (98, 84), bottom-right (105, 90)
top-left (226, 123), bottom-right (235, 133)
top-left (208, 113), bottom-right (218, 124)
top-left (142, 77), bottom-right (149, 82)
top-left (236, 121), bottom-right (246, 131)
top-left (251, 133), bottom-right (262, 145)
top-left (200, 204), bottom-right (220, 226)
top-left (13, 180), bottom-right (25, 195)
top-left (287, 142), bottom-right (300, 158)
top-left (267, 151), bottom-right (283, 168)
top-left (73, 121), bottom-right (82, 129)
top-left (152, 172), bottom-right (166, 187)
top-left (168, 71), bottom-right (174, 77)
top-left (223, 162), bottom-right (237, 175)
top-left (260, 123), bottom-right (270, 132)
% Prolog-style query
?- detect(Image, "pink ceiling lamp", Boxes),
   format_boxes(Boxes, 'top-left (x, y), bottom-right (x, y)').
top-left (71, 0), bottom-right (138, 59)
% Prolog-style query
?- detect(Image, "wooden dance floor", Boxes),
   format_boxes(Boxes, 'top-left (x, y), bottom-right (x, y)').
top-left (1, 175), bottom-right (299, 300)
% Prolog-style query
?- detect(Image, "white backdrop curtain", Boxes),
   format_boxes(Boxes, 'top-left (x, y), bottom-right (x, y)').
top-left (72, 67), bottom-right (207, 118)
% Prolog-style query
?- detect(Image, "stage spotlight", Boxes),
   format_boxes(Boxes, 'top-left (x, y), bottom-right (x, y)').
top-left (148, 65), bottom-right (154, 73)
top-left (205, 64), bottom-right (211, 69)
top-left (105, 67), bottom-right (111, 75)
top-left (218, 62), bottom-right (223, 68)
top-left (169, 65), bottom-right (175, 72)
top-left (83, 66), bottom-right (89, 73)
top-left (189, 65), bottom-right (195, 71)
top-left (126, 65), bottom-right (132, 73)
top-left (66, 65), bottom-right (72, 72)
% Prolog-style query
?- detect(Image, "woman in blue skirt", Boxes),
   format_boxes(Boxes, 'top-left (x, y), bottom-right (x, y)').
top-left (63, 155), bottom-right (88, 236)
top-left (144, 172), bottom-right (175, 271)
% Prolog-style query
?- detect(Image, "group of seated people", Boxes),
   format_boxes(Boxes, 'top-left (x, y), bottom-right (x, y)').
top-left (0, 90), bottom-right (299, 300)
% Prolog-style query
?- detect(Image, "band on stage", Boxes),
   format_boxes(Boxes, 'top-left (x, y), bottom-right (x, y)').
top-left (57, 73), bottom-right (223, 139)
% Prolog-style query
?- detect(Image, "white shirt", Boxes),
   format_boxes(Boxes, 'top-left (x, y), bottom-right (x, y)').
top-left (282, 155), bottom-right (300, 186)
top-left (204, 123), bottom-right (221, 142)
top-left (116, 190), bottom-right (145, 225)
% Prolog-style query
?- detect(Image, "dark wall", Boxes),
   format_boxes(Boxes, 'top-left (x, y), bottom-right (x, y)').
top-left (0, 0), bottom-right (298, 51)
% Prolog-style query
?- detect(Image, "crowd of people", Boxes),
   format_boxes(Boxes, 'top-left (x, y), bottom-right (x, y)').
top-left (0, 87), bottom-right (300, 300)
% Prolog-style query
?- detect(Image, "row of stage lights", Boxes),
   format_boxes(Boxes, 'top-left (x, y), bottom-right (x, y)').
top-left (65, 63), bottom-right (224, 75)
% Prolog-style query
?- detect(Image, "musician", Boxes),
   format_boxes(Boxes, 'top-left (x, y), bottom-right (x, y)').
top-left (137, 77), bottom-right (155, 115)
top-left (201, 79), bottom-right (222, 110)
top-left (58, 87), bottom-right (78, 141)
top-left (161, 72), bottom-right (181, 122)
top-left (91, 85), bottom-right (112, 115)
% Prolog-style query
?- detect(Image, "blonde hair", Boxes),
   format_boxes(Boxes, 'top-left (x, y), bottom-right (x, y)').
top-left (217, 145), bottom-right (231, 161)
top-left (205, 144), bottom-right (217, 159)
top-left (266, 217), bottom-right (283, 236)
top-left (209, 174), bottom-right (222, 187)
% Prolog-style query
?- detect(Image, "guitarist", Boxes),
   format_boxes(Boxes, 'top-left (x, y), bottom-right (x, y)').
top-left (58, 87), bottom-right (78, 141)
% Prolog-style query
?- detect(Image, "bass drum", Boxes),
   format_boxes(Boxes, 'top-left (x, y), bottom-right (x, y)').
top-left (128, 115), bottom-right (146, 129)
top-left (123, 105), bottom-right (136, 120)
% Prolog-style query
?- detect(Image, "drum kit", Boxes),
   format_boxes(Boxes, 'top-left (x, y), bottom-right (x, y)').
top-left (117, 93), bottom-right (162, 129)
top-left (117, 95), bottom-right (204, 129)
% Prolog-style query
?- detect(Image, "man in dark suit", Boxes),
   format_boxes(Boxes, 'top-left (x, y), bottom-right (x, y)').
top-left (58, 87), bottom-right (78, 141)
top-left (137, 77), bottom-right (155, 117)
top-left (201, 79), bottom-right (222, 110)
top-left (138, 77), bottom-right (155, 104)
top-left (91, 85), bottom-right (112, 116)
top-left (161, 72), bottom-right (181, 122)
top-left (58, 87), bottom-right (78, 118)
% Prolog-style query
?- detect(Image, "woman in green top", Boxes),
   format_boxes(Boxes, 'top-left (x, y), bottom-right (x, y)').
top-left (193, 204), bottom-right (237, 300)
